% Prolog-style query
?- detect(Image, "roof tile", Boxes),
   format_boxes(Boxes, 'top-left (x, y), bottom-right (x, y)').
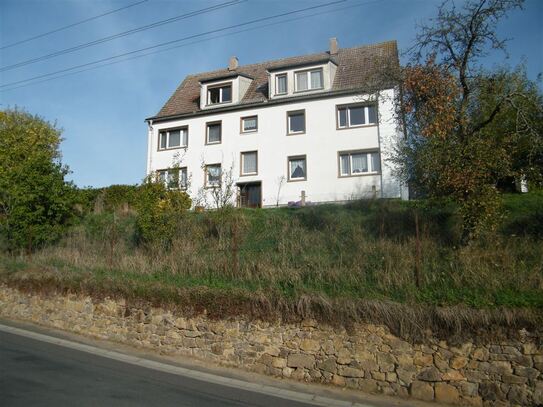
top-left (153, 40), bottom-right (399, 120)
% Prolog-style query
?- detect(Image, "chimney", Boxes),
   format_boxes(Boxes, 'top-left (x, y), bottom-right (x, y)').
top-left (329, 37), bottom-right (339, 55)
top-left (228, 56), bottom-right (238, 71)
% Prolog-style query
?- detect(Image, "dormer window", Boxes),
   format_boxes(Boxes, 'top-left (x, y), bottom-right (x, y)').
top-left (207, 83), bottom-right (232, 105)
top-left (295, 68), bottom-right (323, 92)
top-left (276, 74), bottom-right (287, 95)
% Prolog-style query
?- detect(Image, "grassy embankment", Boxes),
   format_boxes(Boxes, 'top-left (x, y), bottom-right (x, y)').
top-left (1, 192), bottom-right (542, 340)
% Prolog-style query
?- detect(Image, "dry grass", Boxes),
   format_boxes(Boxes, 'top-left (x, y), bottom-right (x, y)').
top-left (1, 198), bottom-right (542, 341)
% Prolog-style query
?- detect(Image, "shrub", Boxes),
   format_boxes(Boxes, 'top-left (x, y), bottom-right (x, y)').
top-left (134, 180), bottom-right (191, 247)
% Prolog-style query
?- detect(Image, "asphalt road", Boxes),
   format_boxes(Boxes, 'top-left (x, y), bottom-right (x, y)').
top-left (0, 330), bottom-right (316, 407)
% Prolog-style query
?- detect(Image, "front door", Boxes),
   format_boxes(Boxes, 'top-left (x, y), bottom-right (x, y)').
top-left (239, 182), bottom-right (261, 208)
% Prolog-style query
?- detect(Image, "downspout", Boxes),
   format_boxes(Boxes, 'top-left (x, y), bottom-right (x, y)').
top-left (376, 92), bottom-right (384, 199)
top-left (146, 119), bottom-right (154, 179)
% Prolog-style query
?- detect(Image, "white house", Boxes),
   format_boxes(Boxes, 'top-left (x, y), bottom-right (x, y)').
top-left (145, 38), bottom-right (406, 208)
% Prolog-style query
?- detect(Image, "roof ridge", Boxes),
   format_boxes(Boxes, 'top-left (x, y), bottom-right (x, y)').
top-left (186, 40), bottom-right (397, 79)
top-left (152, 39), bottom-right (399, 120)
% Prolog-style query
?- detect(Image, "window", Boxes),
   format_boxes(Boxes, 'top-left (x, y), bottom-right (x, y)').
top-left (241, 116), bottom-right (258, 133)
top-left (156, 167), bottom-right (188, 189)
top-left (240, 151), bottom-right (258, 176)
top-left (339, 151), bottom-right (381, 176)
top-left (207, 83), bottom-right (232, 105)
top-left (295, 69), bottom-right (323, 92)
top-left (205, 164), bottom-right (221, 187)
top-left (287, 110), bottom-right (305, 134)
top-left (206, 121), bottom-right (222, 144)
top-left (158, 127), bottom-right (188, 150)
top-left (288, 155), bottom-right (307, 181)
top-left (337, 104), bottom-right (378, 128)
top-left (276, 74), bottom-right (287, 95)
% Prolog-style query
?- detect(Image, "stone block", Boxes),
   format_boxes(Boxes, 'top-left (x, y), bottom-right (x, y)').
top-left (396, 367), bottom-right (417, 384)
top-left (460, 382), bottom-right (478, 397)
top-left (316, 358), bottom-right (337, 374)
top-left (371, 371), bottom-right (385, 381)
top-left (410, 381), bottom-right (434, 401)
top-left (522, 342), bottom-right (537, 355)
top-left (479, 382), bottom-right (503, 401)
top-left (386, 372), bottom-right (397, 382)
top-left (450, 356), bottom-right (468, 369)
top-left (282, 367), bottom-right (294, 378)
top-left (339, 366), bottom-right (365, 378)
top-left (514, 366), bottom-right (539, 379)
top-left (472, 347), bottom-right (489, 361)
top-left (331, 374), bottom-right (346, 387)
top-left (488, 361), bottom-right (512, 375)
top-left (501, 374), bottom-right (527, 384)
top-left (506, 386), bottom-right (529, 405)
top-left (442, 370), bottom-right (466, 381)
top-left (272, 357), bottom-right (287, 368)
top-left (359, 378), bottom-right (378, 393)
top-left (336, 348), bottom-right (351, 365)
top-left (300, 339), bottom-right (320, 353)
top-left (417, 366), bottom-right (441, 382)
top-left (414, 353), bottom-right (433, 367)
top-left (435, 382), bottom-right (460, 404)
top-left (287, 353), bottom-right (315, 369)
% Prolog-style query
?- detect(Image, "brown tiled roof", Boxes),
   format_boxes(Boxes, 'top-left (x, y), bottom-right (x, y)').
top-left (151, 40), bottom-right (399, 121)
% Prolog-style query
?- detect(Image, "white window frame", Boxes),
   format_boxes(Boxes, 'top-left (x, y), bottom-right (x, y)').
top-left (241, 115), bottom-right (258, 133)
top-left (158, 127), bottom-right (188, 150)
top-left (156, 167), bottom-right (188, 190)
top-left (337, 104), bottom-right (378, 129)
top-left (205, 164), bottom-right (221, 188)
top-left (338, 150), bottom-right (381, 177)
top-left (287, 155), bottom-right (307, 182)
top-left (275, 73), bottom-right (288, 95)
top-left (240, 151), bottom-right (258, 176)
top-left (295, 68), bottom-right (323, 92)
top-left (206, 82), bottom-right (232, 105)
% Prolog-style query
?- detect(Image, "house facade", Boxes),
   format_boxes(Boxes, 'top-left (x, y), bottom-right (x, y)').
top-left (145, 39), bottom-right (406, 208)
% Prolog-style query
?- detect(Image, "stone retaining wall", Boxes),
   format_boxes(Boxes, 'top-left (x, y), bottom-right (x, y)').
top-left (1, 285), bottom-right (541, 406)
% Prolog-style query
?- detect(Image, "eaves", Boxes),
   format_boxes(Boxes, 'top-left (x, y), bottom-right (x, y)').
top-left (145, 86), bottom-right (395, 124)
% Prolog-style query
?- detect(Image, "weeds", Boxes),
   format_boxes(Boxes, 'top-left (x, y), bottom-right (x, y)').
top-left (1, 194), bottom-right (542, 340)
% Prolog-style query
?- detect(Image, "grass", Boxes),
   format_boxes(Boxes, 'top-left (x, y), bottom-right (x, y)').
top-left (1, 192), bottom-right (542, 340)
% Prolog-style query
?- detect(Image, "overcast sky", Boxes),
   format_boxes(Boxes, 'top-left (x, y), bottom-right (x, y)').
top-left (1, 0), bottom-right (542, 188)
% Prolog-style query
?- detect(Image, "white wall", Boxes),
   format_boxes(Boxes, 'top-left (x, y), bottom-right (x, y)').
top-left (147, 89), bottom-right (402, 207)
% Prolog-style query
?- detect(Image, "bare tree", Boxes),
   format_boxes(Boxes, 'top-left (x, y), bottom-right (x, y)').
top-left (196, 160), bottom-right (237, 210)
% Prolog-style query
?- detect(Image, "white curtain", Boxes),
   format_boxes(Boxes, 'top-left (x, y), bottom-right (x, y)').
top-left (351, 153), bottom-right (368, 173)
top-left (340, 155), bottom-right (350, 175)
top-left (277, 76), bottom-right (287, 94)
top-left (243, 152), bottom-right (257, 174)
top-left (290, 158), bottom-right (306, 178)
top-left (296, 72), bottom-right (308, 91)
top-left (310, 70), bottom-right (323, 89)
top-left (244, 117), bottom-right (257, 131)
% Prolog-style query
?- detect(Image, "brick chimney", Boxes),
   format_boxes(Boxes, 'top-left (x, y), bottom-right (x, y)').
top-left (329, 37), bottom-right (339, 55)
top-left (228, 56), bottom-right (239, 71)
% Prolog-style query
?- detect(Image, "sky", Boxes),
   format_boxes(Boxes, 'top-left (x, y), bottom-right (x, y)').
top-left (1, 0), bottom-right (542, 188)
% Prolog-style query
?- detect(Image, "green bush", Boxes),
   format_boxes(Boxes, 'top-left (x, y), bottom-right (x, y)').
top-left (134, 180), bottom-right (192, 247)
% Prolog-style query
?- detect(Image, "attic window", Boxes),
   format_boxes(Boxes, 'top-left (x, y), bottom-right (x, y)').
top-left (295, 68), bottom-right (323, 92)
top-left (207, 83), bottom-right (232, 105)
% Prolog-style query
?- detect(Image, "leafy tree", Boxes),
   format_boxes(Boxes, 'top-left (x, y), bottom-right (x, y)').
top-left (395, 0), bottom-right (542, 241)
top-left (0, 108), bottom-right (75, 252)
